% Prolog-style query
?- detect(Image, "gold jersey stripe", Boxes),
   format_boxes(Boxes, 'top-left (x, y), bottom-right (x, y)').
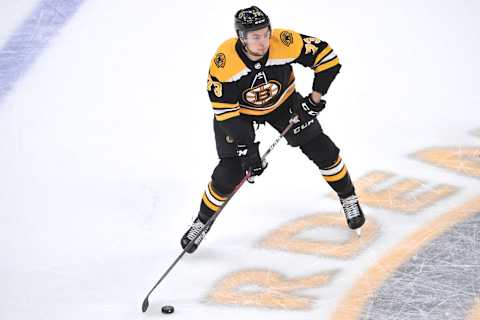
top-left (202, 192), bottom-right (220, 212)
top-left (323, 165), bottom-right (348, 182)
top-left (212, 102), bottom-right (239, 110)
top-left (239, 82), bottom-right (295, 116)
top-left (313, 45), bottom-right (333, 67)
top-left (314, 56), bottom-right (340, 73)
top-left (215, 110), bottom-right (241, 121)
top-left (208, 182), bottom-right (227, 201)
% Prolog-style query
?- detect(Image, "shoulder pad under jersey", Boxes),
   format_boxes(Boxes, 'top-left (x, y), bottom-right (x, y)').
top-left (267, 28), bottom-right (304, 66)
top-left (209, 38), bottom-right (250, 83)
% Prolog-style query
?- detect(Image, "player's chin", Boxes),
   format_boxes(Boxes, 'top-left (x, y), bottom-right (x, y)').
top-left (254, 49), bottom-right (268, 56)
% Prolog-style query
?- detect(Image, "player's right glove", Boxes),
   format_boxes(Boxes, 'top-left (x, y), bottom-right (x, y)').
top-left (236, 142), bottom-right (267, 181)
top-left (292, 94), bottom-right (326, 120)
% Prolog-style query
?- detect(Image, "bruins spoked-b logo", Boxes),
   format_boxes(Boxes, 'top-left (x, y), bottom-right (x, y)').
top-left (280, 31), bottom-right (293, 47)
top-left (243, 80), bottom-right (281, 107)
top-left (214, 53), bottom-right (226, 68)
top-left (243, 71), bottom-right (281, 108)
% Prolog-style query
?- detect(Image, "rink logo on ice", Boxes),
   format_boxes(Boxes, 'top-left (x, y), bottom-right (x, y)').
top-left (335, 170), bottom-right (458, 213)
top-left (467, 298), bottom-right (480, 320)
top-left (331, 196), bottom-right (480, 320)
top-left (413, 147), bottom-right (480, 179)
top-left (475, 230), bottom-right (480, 249)
top-left (208, 269), bottom-right (337, 310)
top-left (206, 129), bottom-right (480, 314)
top-left (260, 213), bottom-right (378, 258)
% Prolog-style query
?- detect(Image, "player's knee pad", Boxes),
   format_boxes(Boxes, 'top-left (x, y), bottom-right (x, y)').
top-left (211, 157), bottom-right (244, 195)
top-left (299, 132), bottom-right (340, 169)
top-left (284, 117), bottom-right (323, 147)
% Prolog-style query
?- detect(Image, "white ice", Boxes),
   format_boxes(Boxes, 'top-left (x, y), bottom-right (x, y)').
top-left (1, 1), bottom-right (479, 319)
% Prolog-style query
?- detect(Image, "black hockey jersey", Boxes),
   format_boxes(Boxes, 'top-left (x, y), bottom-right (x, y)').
top-left (207, 28), bottom-right (341, 122)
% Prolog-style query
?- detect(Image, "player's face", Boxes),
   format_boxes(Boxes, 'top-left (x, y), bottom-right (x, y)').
top-left (245, 27), bottom-right (271, 57)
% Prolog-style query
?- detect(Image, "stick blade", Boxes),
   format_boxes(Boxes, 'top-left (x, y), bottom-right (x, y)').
top-left (142, 297), bottom-right (149, 313)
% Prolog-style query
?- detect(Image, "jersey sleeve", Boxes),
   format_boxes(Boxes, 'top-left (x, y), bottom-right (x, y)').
top-left (207, 71), bottom-right (255, 145)
top-left (207, 72), bottom-right (240, 121)
top-left (207, 38), bottom-right (250, 122)
top-left (294, 33), bottom-right (341, 95)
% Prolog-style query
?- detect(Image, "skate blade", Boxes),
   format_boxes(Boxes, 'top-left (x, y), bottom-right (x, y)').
top-left (355, 228), bottom-right (362, 237)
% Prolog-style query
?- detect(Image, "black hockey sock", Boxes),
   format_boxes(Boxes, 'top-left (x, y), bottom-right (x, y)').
top-left (319, 156), bottom-right (355, 197)
top-left (198, 181), bottom-right (228, 223)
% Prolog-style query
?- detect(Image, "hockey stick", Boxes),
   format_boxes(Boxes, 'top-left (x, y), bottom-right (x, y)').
top-left (141, 114), bottom-right (300, 313)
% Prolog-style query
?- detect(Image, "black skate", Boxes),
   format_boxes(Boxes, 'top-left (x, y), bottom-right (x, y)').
top-left (340, 194), bottom-right (365, 230)
top-left (180, 217), bottom-right (212, 253)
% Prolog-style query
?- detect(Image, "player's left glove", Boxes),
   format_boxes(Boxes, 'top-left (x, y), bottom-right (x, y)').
top-left (236, 142), bottom-right (267, 183)
top-left (298, 94), bottom-right (326, 118)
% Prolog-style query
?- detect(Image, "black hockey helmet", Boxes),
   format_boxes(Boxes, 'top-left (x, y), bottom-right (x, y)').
top-left (234, 6), bottom-right (271, 40)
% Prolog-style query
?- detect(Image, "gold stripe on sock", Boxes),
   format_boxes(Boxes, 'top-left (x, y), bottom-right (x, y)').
top-left (208, 182), bottom-right (227, 201)
top-left (323, 165), bottom-right (348, 182)
top-left (202, 192), bottom-right (220, 212)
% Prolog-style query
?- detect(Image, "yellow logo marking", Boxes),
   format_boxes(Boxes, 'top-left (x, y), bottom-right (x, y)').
top-left (330, 196), bottom-right (480, 320)
top-left (208, 269), bottom-right (336, 310)
top-left (303, 37), bottom-right (321, 55)
top-left (214, 53), bottom-right (226, 68)
top-left (280, 31), bottom-right (293, 46)
top-left (260, 213), bottom-right (378, 258)
top-left (413, 147), bottom-right (480, 178)
top-left (207, 74), bottom-right (223, 97)
top-left (343, 171), bottom-right (458, 213)
top-left (467, 298), bottom-right (480, 320)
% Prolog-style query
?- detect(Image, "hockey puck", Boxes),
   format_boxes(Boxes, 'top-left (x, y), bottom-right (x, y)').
top-left (161, 305), bottom-right (174, 314)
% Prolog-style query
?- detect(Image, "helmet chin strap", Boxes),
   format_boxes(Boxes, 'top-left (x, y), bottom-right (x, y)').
top-left (239, 37), bottom-right (252, 54)
top-left (239, 36), bottom-right (248, 49)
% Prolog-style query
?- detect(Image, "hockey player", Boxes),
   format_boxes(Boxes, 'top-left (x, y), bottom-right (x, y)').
top-left (181, 6), bottom-right (365, 253)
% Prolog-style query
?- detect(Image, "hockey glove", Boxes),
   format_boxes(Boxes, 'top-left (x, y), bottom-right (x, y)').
top-left (295, 94), bottom-right (326, 119)
top-left (236, 142), bottom-right (267, 182)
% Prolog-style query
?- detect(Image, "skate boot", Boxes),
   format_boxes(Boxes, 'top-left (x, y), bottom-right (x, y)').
top-left (180, 217), bottom-right (212, 253)
top-left (340, 194), bottom-right (365, 230)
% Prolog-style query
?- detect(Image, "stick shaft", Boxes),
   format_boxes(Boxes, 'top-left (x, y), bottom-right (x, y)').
top-left (141, 115), bottom-right (299, 312)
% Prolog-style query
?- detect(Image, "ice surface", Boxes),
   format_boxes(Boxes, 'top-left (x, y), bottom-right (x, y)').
top-left (1, 1), bottom-right (479, 319)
